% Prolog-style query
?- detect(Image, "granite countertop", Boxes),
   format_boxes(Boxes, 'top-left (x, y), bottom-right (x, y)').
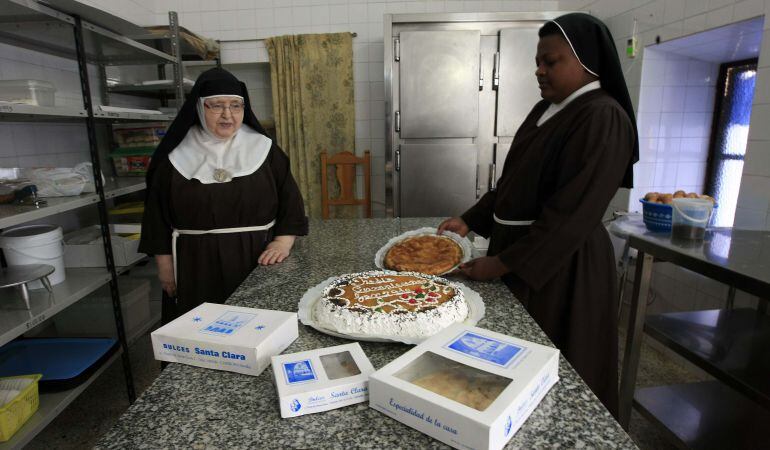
top-left (96, 218), bottom-right (636, 449)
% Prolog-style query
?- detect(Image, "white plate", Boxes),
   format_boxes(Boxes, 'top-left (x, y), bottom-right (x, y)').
top-left (374, 227), bottom-right (474, 276)
top-left (298, 273), bottom-right (486, 345)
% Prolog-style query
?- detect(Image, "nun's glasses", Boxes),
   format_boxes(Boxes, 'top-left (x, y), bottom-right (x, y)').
top-left (204, 101), bottom-right (245, 114)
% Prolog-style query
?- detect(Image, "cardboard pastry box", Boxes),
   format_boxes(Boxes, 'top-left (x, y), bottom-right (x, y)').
top-left (271, 343), bottom-right (375, 418)
top-left (152, 303), bottom-right (297, 376)
top-left (369, 324), bottom-right (559, 450)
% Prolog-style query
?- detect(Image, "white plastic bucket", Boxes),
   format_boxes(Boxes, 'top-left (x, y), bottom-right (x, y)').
top-left (671, 198), bottom-right (714, 241)
top-left (0, 224), bottom-right (65, 289)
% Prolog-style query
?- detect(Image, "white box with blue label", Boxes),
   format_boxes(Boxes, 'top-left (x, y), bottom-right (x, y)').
top-left (368, 324), bottom-right (559, 450)
top-left (271, 343), bottom-right (375, 418)
top-left (151, 302), bottom-right (298, 377)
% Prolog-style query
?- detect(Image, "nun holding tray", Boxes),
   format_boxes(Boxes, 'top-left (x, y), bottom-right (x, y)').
top-left (439, 13), bottom-right (638, 416)
top-left (139, 68), bottom-right (308, 324)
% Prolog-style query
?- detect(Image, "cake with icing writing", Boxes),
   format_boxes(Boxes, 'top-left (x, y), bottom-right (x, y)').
top-left (314, 270), bottom-right (468, 340)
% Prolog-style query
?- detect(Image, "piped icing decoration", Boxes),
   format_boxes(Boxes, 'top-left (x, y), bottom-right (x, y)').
top-left (314, 270), bottom-right (469, 340)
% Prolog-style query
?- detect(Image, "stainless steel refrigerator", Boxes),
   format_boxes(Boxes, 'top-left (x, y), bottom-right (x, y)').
top-left (385, 12), bottom-right (560, 217)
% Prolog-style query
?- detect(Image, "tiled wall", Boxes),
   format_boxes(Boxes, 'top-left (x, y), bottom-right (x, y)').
top-left (565, 0), bottom-right (770, 230)
top-left (571, 0), bottom-right (768, 314)
top-left (150, 0), bottom-right (562, 216)
top-left (632, 48), bottom-right (719, 209)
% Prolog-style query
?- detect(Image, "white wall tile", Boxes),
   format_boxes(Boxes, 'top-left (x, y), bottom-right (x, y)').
top-left (639, 137), bottom-right (659, 162)
top-left (655, 161), bottom-right (679, 187)
top-left (682, 112), bottom-right (712, 137)
top-left (274, 7), bottom-right (293, 27)
top-left (748, 103), bottom-right (770, 141)
top-left (660, 112), bottom-right (684, 138)
top-left (664, 58), bottom-right (690, 86)
top-left (664, 0), bottom-right (687, 24)
top-left (638, 112), bottom-right (661, 138)
top-left (634, 162), bottom-right (657, 187)
top-left (311, 5), bottom-right (331, 25)
top-left (662, 85), bottom-right (687, 111)
top-left (736, 174), bottom-right (770, 210)
top-left (638, 86), bottom-right (663, 112)
top-left (329, 4), bottom-right (349, 25)
top-left (743, 141), bottom-right (770, 176)
top-left (733, 0), bottom-right (764, 21)
top-left (734, 205), bottom-right (768, 228)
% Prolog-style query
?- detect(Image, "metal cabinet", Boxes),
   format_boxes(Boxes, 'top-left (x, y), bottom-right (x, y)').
top-left (385, 13), bottom-right (559, 217)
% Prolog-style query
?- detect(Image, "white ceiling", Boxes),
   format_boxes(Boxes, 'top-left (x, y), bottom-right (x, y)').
top-left (653, 16), bottom-right (764, 63)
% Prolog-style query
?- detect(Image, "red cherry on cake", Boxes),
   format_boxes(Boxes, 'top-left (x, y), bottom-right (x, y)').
top-left (401, 294), bottom-right (409, 299)
top-left (428, 292), bottom-right (438, 297)
top-left (414, 287), bottom-right (423, 293)
top-left (408, 299), bottom-right (417, 304)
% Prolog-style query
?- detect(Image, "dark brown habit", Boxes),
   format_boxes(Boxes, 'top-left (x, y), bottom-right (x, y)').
top-left (139, 143), bottom-right (308, 323)
top-left (462, 89), bottom-right (633, 415)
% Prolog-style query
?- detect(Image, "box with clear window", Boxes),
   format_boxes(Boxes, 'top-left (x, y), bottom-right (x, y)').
top-left (271, 343), bottom-right (374, 418)
top-left (368, 324), bottom-right (559, 450)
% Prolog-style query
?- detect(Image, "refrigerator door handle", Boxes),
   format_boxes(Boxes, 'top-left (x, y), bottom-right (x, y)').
top-left (489, 163), bottom-right (497, 191)
top-left (479, 53), bottom-right (484, 90)
top-left (493, 52), bottom-right (500, 90)
top-left (476, 164), bottom-right (481, 198)
top-left (395, 147), bottom-right (401, 172)
top-left (395, 110), bottom-right (401, 132)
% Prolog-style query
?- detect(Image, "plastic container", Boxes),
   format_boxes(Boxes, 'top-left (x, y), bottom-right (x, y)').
top-left (0, 338), bottom-right (118, 390)
top-left (0, 225), bottom-right (65, 288)
top-left (0, 374), bottom-right (41, 442)
top-left (671, 198), bottom-right (714, 241)
top-left (112, 124), bottom-right (166, 148)
top-left (640, 199), bottom-right (673, 232)
top-left (0, 80), bottom-right (55, 106)
top-left (110, 147), bottom-right (153, 176)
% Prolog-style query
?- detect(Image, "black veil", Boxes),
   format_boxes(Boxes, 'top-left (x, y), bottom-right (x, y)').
top-left (540, 13), bottom-right (638, 188)
top-left (145, 68), bottom-right (270, 190)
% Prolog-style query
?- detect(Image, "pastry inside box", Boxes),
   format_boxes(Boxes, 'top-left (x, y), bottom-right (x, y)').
top-left (368, 324), bottom-right (560, 450)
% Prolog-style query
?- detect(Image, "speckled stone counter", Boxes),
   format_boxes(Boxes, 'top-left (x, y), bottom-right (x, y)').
top-left (96, 218), bottom-right (636, 449)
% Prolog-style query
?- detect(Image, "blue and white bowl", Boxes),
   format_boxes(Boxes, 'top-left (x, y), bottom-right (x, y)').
top-left (640, 199), bottom-right (672, 232)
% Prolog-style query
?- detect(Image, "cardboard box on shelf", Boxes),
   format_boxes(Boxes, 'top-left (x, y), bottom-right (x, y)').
top-left (151, 303), bottom-right (298, 377)
top-left (63, 225), bottom-right (143, 268)
top-left (368, 324), bottom-right (559, 450)
top-left (271, 343), bottom-right (375, 418)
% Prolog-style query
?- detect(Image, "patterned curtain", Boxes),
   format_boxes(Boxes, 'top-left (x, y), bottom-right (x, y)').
top-left (266, 33), bottom-right (355, 218)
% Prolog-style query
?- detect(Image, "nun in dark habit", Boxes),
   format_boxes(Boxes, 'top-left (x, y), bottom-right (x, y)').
top-left (139, 68), bottom-right (308, 324)
top-left (439, 13), bottom-right (637, 416)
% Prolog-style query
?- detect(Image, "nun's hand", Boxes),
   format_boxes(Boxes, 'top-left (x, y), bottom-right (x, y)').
top-left (259, 236), bottom-right (296, 266)
top-left (437, 217), bottom-right (469, 237)
top-left (454, 256), bottom-right (508, 281)
top-left (155, 255), bottom-right (176, 297)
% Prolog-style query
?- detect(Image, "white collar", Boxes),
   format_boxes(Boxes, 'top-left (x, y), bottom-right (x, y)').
top-left (536, 80), bottom-right (601, 127)
top-left (168, 124), bottom-right (272, 184)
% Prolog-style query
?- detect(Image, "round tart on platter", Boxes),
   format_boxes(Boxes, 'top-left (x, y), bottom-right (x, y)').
top-left (384, 234), bottom-right (464, 275)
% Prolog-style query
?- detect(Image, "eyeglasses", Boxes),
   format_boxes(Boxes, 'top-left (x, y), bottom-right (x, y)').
top-left (204, 101), bottom-right (245, 114)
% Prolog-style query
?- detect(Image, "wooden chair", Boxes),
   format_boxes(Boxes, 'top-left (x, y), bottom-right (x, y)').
top-left (320, 150), bottom-right (371, 219)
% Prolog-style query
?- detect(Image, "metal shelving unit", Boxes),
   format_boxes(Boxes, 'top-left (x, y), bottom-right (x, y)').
top-left (0, 267), bottom-right (112, 348)
top-left (0, 0), bottom-right (199, 446)
top-left (619, 229), bottom-right (770, 449)
top-left (0, 350), bottom-right (122, 450)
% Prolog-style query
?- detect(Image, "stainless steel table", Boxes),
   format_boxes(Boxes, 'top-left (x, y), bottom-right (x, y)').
top-left (618, 228), bottom-right (770, 448)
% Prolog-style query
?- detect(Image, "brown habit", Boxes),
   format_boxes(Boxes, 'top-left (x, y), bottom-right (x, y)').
top-left (462, 89), bottom-right (633, 415)
top-left (139, 144), bottom-right (308, 323)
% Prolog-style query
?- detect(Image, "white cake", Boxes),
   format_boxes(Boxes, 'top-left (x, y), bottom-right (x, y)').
top-left (313, 270), bottom-right (469, 340)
